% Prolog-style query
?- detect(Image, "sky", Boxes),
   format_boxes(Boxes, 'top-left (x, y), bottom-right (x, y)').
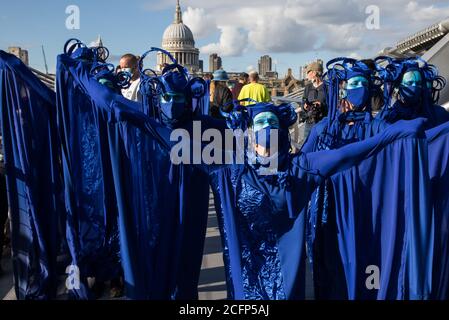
top-left (1, 0), bottom-right (449, 77)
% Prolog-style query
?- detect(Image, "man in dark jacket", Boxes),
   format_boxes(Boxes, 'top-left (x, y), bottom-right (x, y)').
top-left (302, 62), bottom-right (327, 124)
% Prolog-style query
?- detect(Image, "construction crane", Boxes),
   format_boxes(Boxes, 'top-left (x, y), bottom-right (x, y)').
top-left (41, 45), bottom-right (49, 75)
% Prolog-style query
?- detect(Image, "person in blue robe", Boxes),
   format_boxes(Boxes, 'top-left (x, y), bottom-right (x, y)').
top-left (300, 58), bottom-right (388, 299)
top-left (57, 45), bottom-right (224, 300)
top-left (56, 46), bottom-right (430, 300)
top-left (376, 57), bottom-right (449, 129)
top-left (427, 121), bottom-right (449, 299)
top-left (376, 57), bottom-right (449, 300)
top-left (0, 50), bottom-right (62, 300)
top-left (302, 57), bottom-right (433, 300)
top-left (222, 102), bottom-right (433, 299)
top-left (120, 47), bottom-right (218, 299)
top-left (301, 58), bottom-right (387, 154)
top-left (55, 40), bottom-right (128, 299)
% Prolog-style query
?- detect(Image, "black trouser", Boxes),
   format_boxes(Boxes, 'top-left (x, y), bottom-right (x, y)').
top-left (0, 173), bottom-right (8, 260)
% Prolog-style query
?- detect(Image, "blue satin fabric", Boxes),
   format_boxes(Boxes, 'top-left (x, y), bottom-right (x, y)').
top-left (301, 113), bottom-right (386, 299)
top-left (209, 118), bottom-right (428, 300)
top-left (0, 50), bottom-right (61, 299)
top-left (56, 54), bottom-right (122, 299)
top-left (328, 129), bottom-right (433, 299)
top-left (426, 121), bottom-right (449, 299)
top-left (377, 100), bottom-right (449, 130)
top-left (301, 107), bottom-right (433, 300)
top-left (55, 51), bottom-right (429, 301)
top-left (57, 54), bottom-right (222, 300)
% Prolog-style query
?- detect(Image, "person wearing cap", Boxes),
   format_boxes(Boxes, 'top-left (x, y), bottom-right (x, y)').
top-left (299, 62), bottom-right (328, 144)
top-left (232, 72), bottom-right (249, 100)
top-left (238, 71), bottom-right (271, 106)
top-left (303, 62), bottom-right (327, 121)
top-left (210, 69), bottom-right (233, 119)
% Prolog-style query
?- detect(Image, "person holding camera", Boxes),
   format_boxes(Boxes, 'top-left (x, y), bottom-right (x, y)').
top-left (303, 62), bottom-right (327, 123)
top-left (298, 62), bottom-right (328, 145)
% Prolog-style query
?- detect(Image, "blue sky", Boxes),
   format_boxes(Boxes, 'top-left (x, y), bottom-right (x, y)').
top-left (1, 0), bottom-right (449, 77)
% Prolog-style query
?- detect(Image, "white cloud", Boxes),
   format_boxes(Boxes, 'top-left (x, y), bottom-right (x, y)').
top-left (284, 0), bottom-right (364, 25)
top-left (245, 7), bottom-right (314, 53)
top-left (405, 1), bottom-right (449, 22)
top-left (348, 52), bottom-right (363, 60)
top-left (183, 7), bottom-right (215, 39)
top-left (149, 0), bottom-right (449, 58)
top-left (246, 65), bottom-right (257, 73)
top-left (320, 23), bottom-right (364, 52)
top-left (200, 26), bottom-right (248, 56)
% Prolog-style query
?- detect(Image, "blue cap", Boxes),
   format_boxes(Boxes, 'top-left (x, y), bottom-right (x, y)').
top-left (213, 69), bottom-right (229, 81)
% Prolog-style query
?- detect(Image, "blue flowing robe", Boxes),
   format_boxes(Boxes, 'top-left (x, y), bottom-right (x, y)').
top-left (209, 118), bottom-right (427, 300)
top-left (377, 100), bottom-right (449, 130)
top-left (328, 129), bottom-right (432, 299)
top-left (301, 112), bottom-right (432, 300)
top-left (301, 113), bottom-right (387, 299)
top-left (57, 55), bottom-right (223, 300)
top-left (0, 50), bottom-right (61, 300)
top-left (56, 54), bottom-right (122, 299)
top-left (427, 121), bottom-right (449, 299)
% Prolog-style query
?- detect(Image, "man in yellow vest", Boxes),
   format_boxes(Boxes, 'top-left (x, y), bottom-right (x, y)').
top-left (238, 71), bottom-right (271, 106)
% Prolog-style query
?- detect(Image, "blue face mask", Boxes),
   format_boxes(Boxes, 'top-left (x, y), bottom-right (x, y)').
top-left (344, 76), bottom-right (370, 109)
top-left (160, 92), bottom-right (189, 127)
top-left (399, 71), bottom-right (423, 105)
top-left (121, 67), bottom-right (133, 76)
top-left (157, 69), bottom-right (192, 127)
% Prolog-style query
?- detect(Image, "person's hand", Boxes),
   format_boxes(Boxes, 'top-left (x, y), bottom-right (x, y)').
top-left (340, 99), bottom-right (353, 113)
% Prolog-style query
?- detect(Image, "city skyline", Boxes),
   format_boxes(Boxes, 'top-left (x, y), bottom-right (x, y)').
top-left (1, 0), bottom-right (449, 77)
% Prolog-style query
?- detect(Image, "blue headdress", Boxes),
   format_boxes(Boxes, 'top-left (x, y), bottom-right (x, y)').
top-left (219, 100), bottom-right (297, 170)
top-left (63, 39), bottom-right (131, 92)
top-left (219, 99), bottom-right (297, 132)
top-left (376, 56), bottom-right (446, 123)
top-left (138, 47), bottom-right (206, 127)
top-left (318, 57), bottom-right (379, 150)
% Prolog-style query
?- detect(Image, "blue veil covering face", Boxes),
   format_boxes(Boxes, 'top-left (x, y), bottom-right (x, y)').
top-left (302, 57), bottom-right (385, 154)
top-left (58, 45), bottom-right (217, 300)
top-left (0, 50), bottom-right (61, 299)
top-left (1, 40), bottom-right (439, 301)
top-left (116, 47), bottom-right (212, 299)
top-left (376, 57), bottom-right (449, 129)
top-left (301, 57), bottom-right (433, 300)
top-left (426, 121), bottom-right (449, 299)
top-left (301, 58), bottom-right (386, 298)
top-left (210, 100), bottom-right (429, 300)
top-left (56, 40), bottom-right (126, 299)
